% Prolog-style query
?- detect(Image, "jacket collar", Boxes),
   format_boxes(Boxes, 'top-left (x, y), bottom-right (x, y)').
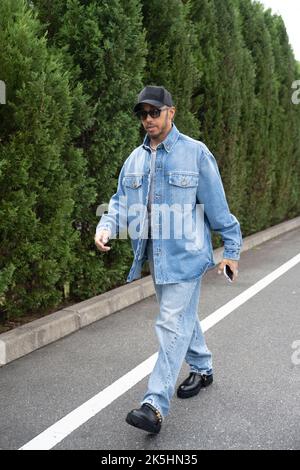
top-left (142, 123), bottom-right (180, 153)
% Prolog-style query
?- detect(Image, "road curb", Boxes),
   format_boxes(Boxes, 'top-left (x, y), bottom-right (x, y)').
top-left (1, 216), bottom-right (300, 366)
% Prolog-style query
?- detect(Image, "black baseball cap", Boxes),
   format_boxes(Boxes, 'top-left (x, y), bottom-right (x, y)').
top-left (133, 85), bottom-right (173, 113)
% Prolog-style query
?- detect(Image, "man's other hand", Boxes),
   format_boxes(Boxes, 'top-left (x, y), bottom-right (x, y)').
top-left (94, 229), bottom-right (111, 252)
top-left (217, 258), bottom-right (239, 282)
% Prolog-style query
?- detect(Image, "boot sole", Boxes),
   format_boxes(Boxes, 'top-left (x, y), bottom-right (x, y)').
top-left (177, 376), bottom-right (213, 399)
top-left (126, 413), bottom-right (161, 434)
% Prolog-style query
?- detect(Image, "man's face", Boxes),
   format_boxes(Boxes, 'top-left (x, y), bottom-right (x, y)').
top-left (139, 103), bottom-right (175, 141)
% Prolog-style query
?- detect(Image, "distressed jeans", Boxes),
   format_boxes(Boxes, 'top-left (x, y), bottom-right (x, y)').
top-left (141, 237), bottom-right (213, 418)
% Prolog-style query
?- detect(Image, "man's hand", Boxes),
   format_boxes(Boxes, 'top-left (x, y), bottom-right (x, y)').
top-left (94, 229), bottom-right (111, 252)
top-left (217, 258), bottom-right (239, 282)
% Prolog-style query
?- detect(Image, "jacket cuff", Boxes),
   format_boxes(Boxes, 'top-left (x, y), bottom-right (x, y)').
top-left (95, 224), bottom-right (112, 238)
top-left (223, 248), bottom-right (240, 261)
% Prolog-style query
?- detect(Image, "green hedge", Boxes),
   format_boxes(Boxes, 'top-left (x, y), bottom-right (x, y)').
top-left (0, 0), bottom-right (299, 320)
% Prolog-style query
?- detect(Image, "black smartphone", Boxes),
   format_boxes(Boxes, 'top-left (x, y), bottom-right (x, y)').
top-left (224, 264), bottom-right (234, 282)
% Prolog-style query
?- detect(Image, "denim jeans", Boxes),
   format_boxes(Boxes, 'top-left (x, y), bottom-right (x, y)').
top-left (141, 237), bottom-right (213, 418)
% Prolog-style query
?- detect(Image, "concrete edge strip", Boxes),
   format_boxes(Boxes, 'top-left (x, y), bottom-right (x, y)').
top-left (1, 216), bottom-right (300, 366)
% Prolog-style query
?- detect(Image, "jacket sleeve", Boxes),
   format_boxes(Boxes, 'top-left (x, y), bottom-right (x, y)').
top-left (196, 145), bottom-right (243, 260)
top-left (95, 162), bottom-right (127, 239)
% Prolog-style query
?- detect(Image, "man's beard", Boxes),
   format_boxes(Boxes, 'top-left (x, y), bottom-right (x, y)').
top-left (148, 129), bottom-right (161, 138)
top-left (148, 123), bottom-right (166, 138)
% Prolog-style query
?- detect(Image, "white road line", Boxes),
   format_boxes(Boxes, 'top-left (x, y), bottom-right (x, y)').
top-left (201, 252), bottom-right (300, 331)
top-left (20, 354), bottom-right (158, 450)
top-left (20, 252), bottom-right (300, 450)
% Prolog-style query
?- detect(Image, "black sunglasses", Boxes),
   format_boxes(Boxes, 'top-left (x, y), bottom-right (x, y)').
top-left (135, 106), bottom-right (168, 120)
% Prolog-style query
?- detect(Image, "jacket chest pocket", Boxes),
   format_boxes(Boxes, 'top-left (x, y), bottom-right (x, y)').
top-left (168, 173), bottom-right (199, 209)
top-left (123, 175), bottom-right (143, 204)
top-left (123, 175), bottom-right (143, 189)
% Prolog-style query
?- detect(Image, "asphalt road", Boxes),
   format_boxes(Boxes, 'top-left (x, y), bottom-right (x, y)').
top-left (0, 228), bottom-right (299, 450)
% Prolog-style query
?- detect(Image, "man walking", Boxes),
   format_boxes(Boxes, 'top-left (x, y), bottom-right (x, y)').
top-left (94, 85), bottom-right (242, 434)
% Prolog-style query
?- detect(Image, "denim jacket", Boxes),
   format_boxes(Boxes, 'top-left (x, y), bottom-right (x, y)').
top-left (96, 123), bottom-right (243, 284)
